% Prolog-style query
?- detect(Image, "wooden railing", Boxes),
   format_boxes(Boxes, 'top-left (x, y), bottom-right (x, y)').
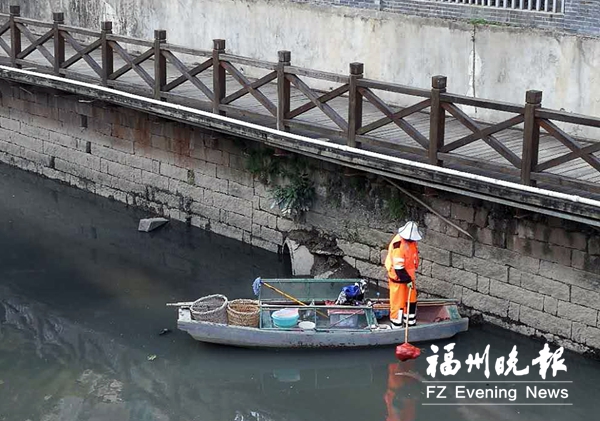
top-left (0, 6), bottom-right (599, 194)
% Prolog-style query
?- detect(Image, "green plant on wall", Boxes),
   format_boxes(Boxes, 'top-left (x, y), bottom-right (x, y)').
top-left (386, 191), bottom-right (407, 221)
top-left (245, 147), bottom-right (281, 184)
top-left (245, 146), bottom-right (316, 219)
top-left (269, 154), bottom-right (316, 220)
top-left (468, 18), bottom-right (506, 27)
top-left (468, 18), bottom-right (489, 25)
top-left (270, 173), bottom-right (315, 219)
top-left (285, 155), bottom-right (312, 177)
top-left (350, 177), bottom-right (369, 198)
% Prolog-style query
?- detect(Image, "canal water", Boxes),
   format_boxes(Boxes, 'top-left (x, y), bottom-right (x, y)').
top-left (1, 163), bottom-right (599, 421)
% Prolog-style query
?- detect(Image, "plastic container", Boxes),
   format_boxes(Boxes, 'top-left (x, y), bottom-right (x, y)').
top-left (330, 313), bottom-right (358, 328)
top-left (298, 321), bottom-right (316, 330)
top-left (271, 308), bottom-right (299, 328)
top-left (374, 309), bottom-right (390, 320)
top-left (328, 309), bottom-right (359, 328)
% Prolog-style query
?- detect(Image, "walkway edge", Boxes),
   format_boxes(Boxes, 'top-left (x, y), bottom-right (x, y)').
top-left (1, 65), bottom-right (599, 227)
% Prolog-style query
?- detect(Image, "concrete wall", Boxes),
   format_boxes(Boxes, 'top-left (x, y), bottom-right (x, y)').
top-left (11, 0), bottom-right (600, 36)
top-left (293, 0), bottom-right (600, 36)
top-left (7, 0), bottom-right (600, 137)
top-left (0, 81), bottom-right (599, 356)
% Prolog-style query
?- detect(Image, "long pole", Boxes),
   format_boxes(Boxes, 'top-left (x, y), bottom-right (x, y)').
top-left (262, 281), bottom-right (327, 318)
top-left (404, 285), bottom-right (412, 344)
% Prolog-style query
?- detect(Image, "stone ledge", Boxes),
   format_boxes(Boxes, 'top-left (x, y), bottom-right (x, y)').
top-left (557, 300), bottom-right (598, 326)
top-left (475, 243), bottom-right (540, 274)
top-left (519, 306), bottom-right (572, 339)
top-left (452, 255), bottom-right (508, 281)
top-left (336, 238), bottom-right (371, 261)
top-left (419, 243), bottom-right (451, 266)
top-left (431, 263), bottom-right (477, 290)
top-left (462, 288), bottom-right (508, 318)
top-left (571, 286), bottom-right (600, 311)
top-left (489, 280), bottom-right (543, 310)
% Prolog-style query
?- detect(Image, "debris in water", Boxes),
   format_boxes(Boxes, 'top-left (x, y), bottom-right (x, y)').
top-left (138, 217), bottom-right (169, 232)
top-left (147, 354), bottom-right (157, 361)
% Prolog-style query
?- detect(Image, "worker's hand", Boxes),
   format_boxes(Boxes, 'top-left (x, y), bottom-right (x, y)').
top-left (407, 282), bottom-right (413, 289)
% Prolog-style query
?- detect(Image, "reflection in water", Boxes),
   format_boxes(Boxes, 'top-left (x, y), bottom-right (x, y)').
top-left (385, 361), bottom-right (421, 421)
top-left (1, 164), bottom-right (600, 421)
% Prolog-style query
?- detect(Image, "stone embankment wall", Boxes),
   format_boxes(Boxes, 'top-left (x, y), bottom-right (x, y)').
top-left (0, 81), bottom-right (599, 356)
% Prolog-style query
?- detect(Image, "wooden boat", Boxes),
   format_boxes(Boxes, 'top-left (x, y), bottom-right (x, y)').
top-left (172, 278), bottom-right (469, 349)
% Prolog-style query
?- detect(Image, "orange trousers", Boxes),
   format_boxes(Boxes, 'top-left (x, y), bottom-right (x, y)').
top-left (389, 280), bottom-right (417, 321)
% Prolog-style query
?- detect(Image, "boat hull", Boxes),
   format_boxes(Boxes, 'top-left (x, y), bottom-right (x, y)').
top-left (177, 308), bottom-right (469, 349)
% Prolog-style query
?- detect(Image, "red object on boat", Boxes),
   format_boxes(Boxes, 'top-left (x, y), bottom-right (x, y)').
top-left (395, 342), bottom-right (421, 361)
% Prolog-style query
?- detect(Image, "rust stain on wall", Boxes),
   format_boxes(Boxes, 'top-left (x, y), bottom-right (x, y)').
top-left (133, 114), bottom-right (151, 148)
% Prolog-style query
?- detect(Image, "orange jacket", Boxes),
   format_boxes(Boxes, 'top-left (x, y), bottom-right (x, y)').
top-left (385, 235), bottom-right (419, 281)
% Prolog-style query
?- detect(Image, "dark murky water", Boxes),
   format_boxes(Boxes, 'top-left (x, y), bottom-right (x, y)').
top-left (1, 163), bottom-right (599, 421)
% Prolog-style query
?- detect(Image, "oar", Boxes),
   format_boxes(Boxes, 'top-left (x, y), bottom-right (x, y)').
top-left (253, 278), bottom-right (327, 318)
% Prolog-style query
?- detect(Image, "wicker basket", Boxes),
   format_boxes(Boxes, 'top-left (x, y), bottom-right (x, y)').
top-left (190, 294), bottom-right (228, 324)
top-left (227, 299), bottom-right (260, 327)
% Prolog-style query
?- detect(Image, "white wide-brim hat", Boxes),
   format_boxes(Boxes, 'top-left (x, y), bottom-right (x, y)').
top-left (398, 221), bottom-right (422, 241)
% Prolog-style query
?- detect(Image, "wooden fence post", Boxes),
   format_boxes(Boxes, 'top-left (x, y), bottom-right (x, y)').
top-left (212, 39), bottom-right (226, 115)
top-left (53, 12), bottom-right (65, 76)
top-left (348, 62), bottom-right (364, 148)
top-left (429, 75), bottom-right (447, 166)
top-left (277, 50), bottom-right (291, 131)
top-left (9, 5), bottom-right (21, 68)
top-left (101, 21), bottom-right (113, 87)
top-left (154, 30), bottom-right (167, 100)
top-left (521, 90), bottom-right (542, 186)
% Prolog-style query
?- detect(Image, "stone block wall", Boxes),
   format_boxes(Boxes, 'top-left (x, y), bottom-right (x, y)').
top-left (0, 81), bottom-right (599, 356)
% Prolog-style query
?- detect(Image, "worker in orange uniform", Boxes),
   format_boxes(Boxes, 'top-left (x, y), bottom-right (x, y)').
top-left (384, 221), bottom-right (421, 327)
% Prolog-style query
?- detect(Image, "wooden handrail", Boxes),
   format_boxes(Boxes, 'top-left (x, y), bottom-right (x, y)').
top-left (57, 25), bottom-right (101, 37)
top-left (536, 109), bottom-right (600, 128)
top-left (2, 7), bottom-right (600, 195)
top-left (440, 92), bottom-right (524, 114)
top-left (14, 17), bottom-right (53, 28)
top-left (285, 65), bottom-right (349, 84)
top-left (106, 33), bottom-right (154, 48)
top-left (357, 78), bottom-right (431, 98)
top-left (219, 53), bottom-right (277, 70)
top-left (161, 43), bottom-right (212, 58)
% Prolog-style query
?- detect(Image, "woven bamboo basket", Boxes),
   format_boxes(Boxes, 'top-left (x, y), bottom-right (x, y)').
top-left (190, 294), bottom-right (228, 324)
top-left (227, 299), bottom-right (260, 327)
